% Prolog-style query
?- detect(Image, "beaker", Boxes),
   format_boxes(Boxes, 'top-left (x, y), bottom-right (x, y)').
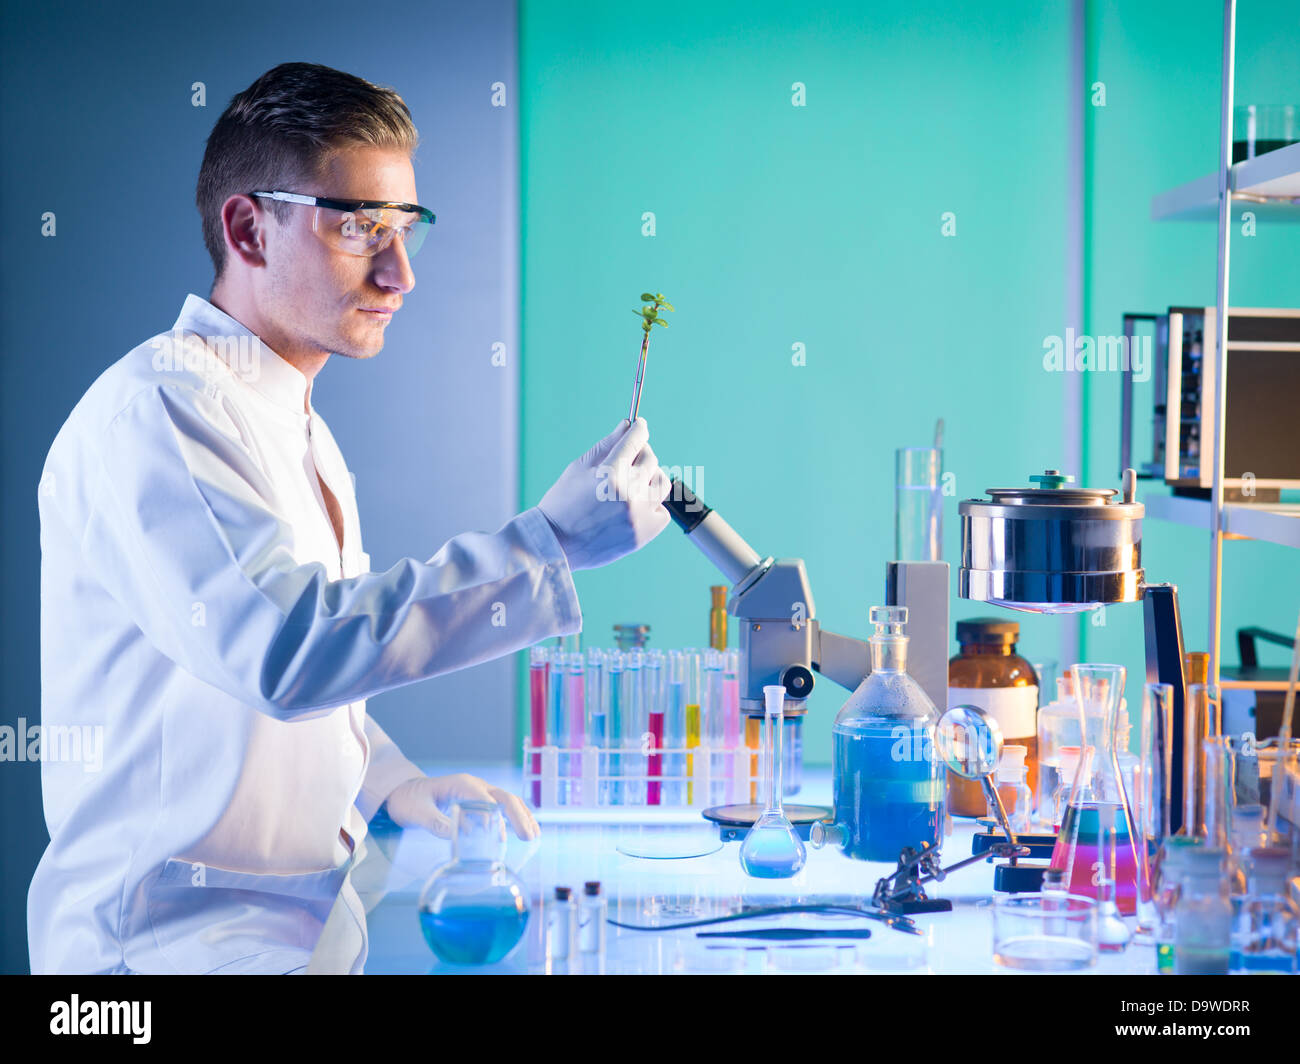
top-left (417, 801), bottom-right (530, 965)
top-left (738, 685), bottom-right (807, 878)
top-left (894, 447), bottom-right (942, 562)
top-left (1132, 682), bottom-right (1174, 938)
top-left (1048, 664), bottom-right (1146, 916)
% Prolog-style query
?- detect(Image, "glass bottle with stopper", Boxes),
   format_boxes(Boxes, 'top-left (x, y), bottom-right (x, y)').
top-left (811, 606), bottom-right (943, 862)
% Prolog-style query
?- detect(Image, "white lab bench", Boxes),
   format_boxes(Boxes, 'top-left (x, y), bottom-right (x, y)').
top-left (359, 765), bottom-right (1157, 975)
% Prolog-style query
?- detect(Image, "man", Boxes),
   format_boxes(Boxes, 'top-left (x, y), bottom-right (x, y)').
top-left (29, 62), bottom-right (671, 974)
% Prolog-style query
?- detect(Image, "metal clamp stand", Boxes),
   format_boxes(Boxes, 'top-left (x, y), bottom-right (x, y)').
top-left (873, 777), bottom-right (1029, 914)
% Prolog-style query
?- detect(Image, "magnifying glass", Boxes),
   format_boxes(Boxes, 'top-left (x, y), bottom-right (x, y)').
top-left (935, 705), bottom-right (1019, 845)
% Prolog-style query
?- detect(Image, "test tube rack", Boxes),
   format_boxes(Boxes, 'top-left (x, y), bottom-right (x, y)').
top-left (522, 739), bottom-right (762, 810)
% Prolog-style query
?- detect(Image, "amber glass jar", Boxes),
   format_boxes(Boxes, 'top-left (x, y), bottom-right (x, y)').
top-left (947, 618), bottom-right (1040, 817)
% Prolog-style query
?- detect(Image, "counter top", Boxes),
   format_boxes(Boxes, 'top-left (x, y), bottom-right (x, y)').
top-left (358, 765), bottom-right (1156, 975)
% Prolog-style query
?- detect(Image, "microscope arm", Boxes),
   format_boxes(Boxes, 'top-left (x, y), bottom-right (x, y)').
top-left (812, 626), bottom-right (871, 692)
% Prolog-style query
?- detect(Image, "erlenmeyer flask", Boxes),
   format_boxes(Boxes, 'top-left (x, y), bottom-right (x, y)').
top-left (1049, 664), bottom-right (1146, 916)
top-left (739, 685), bottom-right (806, 878)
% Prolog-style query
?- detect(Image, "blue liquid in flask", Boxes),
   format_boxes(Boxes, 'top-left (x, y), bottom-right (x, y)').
top-left (832, 720), bottom-right (941, 862)
top-left (739, 818), bottom-right (806, 878)
top-left (419, 904), bottom-right (529, 965)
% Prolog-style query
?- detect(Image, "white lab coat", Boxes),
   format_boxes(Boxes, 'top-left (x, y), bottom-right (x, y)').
top-left (29, 294), bottom-right (581, 974)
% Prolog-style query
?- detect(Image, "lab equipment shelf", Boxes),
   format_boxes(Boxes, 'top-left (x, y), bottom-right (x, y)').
top-left (1150, 139), bottom-right (1300, 221)
top-left (1143, 492), bottom-right (1300, 549)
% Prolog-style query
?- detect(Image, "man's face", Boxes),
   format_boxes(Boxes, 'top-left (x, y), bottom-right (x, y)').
top-left (257, 145), bottom-right (418, 361)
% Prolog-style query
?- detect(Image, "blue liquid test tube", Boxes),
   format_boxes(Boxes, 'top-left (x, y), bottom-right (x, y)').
top-left (549, 644), bottom-right (567, 805)
top-left (585, 648), bottom-right (606, 805)
top-left (664, 651), bottom-right (686, 806)
top-left (622, 650), bottom-right (645, 805)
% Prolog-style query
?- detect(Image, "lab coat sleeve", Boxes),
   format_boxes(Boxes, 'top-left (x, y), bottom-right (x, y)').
top-left (83, 383), bottom-right (582, 720)
top-left (356, 714), bottom-right (425, 822)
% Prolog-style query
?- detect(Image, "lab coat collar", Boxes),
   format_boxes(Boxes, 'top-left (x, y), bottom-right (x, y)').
top-left (172, 294), bottom-right (313, 418)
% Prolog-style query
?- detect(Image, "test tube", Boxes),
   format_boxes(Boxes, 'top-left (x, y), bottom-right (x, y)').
top-left (704, 649), bottom-right (726, 805)
top-left (607, 651), bottom-right (624, 805)
top-left (622, 650), bottom-right (645, 805)
top-left (528, 646), bottom-right (549, 807)
top-left (683, 648), bottom-right (702, 804)
top-left (664, 651), bottom-right (686, 805)
top-left (645, 650), bottom-right (665, 805)
top-left (585, 648), bottom-right (607, 805)
top-left (567, 652), bottom-right (586, 806)
top-left (549, 645), bottom-right (567, 806)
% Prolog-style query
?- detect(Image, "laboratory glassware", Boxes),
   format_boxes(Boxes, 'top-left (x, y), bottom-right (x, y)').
top-left (709, 584), bottom-right (727, 650)
top-left (895, 445), bottom-right (942, 562)
top-left (585, 648), bottom-right (608, 806)
top-left (1152, 836), bottom-right (1202, 974)
top-left (664, 650), bottom-right (687, 805)
top-left (993, 893), bottom-right (1098, 971)
top-left (683, 648), bottom-right (702, 804)
top-left (417, 801), bottom-right (530, 965)
top-left (1230, 847), bottom-right (1299, 974)
top-left (579, 881), bottom-right (607, 956)
top-left (528, 646), bottom-right (549, 807)
top-left (946, 618), bottom-right (1040, 817)
top-left (607, 651), bottom-right (624, 804)
top-left (645, 650), bottom-right (665, 805)
top-left (988, 744), bottom-right (1032, 834)
top-left (1049, 664), bottom-right (1146, 915)
top-left (1133, 682), bottom-right (1174, 938)
top-left (738, 685), bottom-right (807, 878)
top-left (815, 605), bottom-right (943, 862)
top-left (549, 646), bottom-right (567, 804)
top-left (704, 649), bottom-right (726, 805)
top-left (1232, 103), bottom-right (1299, 161)
top-left (1173, 846), bottom-right (1232, 974)
top-left (549, 886), bottom-right (576, 962)
top-left (622, 650), bottom-right (646, 805)
top-left (566, 652), bottom-right (586, 805)
top-left (1178, 682), bottom-right (1220, 837)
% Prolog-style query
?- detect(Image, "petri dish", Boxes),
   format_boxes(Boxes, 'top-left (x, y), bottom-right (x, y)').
top-left (616, 827), bottom-right (722, 860)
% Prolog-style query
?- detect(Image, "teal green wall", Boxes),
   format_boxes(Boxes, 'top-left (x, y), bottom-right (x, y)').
top-left (519, 0), bottom-right (1299, 765)
top-left (1081, 0), bottom-right (1300, 712)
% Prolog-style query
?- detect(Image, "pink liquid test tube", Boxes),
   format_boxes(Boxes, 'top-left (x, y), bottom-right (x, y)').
top-left (528, 646), bottom-right (548, 807)
top-left (567, 656), bottom-right (585, 804)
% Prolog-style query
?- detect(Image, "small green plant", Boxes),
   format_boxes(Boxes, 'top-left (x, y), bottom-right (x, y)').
top-left (634, 292), bottom-right (674, 333)
top-left (627, 291), bottom-right (674, 421)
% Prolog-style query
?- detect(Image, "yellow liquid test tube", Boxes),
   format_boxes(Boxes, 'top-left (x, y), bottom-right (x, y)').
top-left (683, 649), bottom-right (701, 804)
top-left (685, 703), bottom-right (701, 803)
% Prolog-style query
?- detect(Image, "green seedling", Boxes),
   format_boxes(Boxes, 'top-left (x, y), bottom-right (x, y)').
top-left (628, 291), bottom-right (674, 421)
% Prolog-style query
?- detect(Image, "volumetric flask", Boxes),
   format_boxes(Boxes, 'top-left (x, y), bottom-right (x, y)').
top-left (993, 893), bottom-right (1098, 971)
top-left (739, 686), bottom-right (807, 878)
top-left (1049, 664), bottom-right (1146, 915)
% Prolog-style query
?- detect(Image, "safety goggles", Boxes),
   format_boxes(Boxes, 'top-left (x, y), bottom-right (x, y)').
top-left (251, 190), bottom-right (435, 258)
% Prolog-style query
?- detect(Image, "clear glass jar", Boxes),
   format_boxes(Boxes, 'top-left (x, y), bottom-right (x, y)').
top-left (947, 618), bottom-right (1039, 818)
top-left (1173, 847), bottom-right (1232, 975)
top-left (1153, 836), bottom-right (1201, 973)
top-left (1230, 847), bottom-right (1299, 974)
top-left (813, 606), bottom-right (942, 862)
top-left (417, 801), bottom-right (530, 965)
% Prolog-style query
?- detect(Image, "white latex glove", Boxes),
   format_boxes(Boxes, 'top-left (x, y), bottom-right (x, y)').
top-left (383, 773), bottom-right (540, 841)
top-left (537, 417), bottom-right (672, 571)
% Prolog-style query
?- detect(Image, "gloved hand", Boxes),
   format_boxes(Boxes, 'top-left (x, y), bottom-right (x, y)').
top-left (537, 417), bottom-right (672, 571)
top-left (383, 773), bottom-right (540, 841)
